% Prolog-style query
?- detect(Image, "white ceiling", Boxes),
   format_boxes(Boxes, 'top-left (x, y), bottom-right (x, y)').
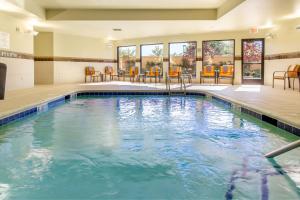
top-left (34, 0), bottom-right (227, 9)
top-left (1, 0), bottom-right (300, 40)
top-left (32, 0), bottom-right (300, 40)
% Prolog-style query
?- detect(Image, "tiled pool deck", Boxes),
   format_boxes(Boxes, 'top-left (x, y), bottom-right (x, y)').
top-left (0, 82), bottom-right (300, 135)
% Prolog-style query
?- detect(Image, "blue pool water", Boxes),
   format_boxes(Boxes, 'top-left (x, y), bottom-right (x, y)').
top-left (0, 96), bottom-right (299, 200)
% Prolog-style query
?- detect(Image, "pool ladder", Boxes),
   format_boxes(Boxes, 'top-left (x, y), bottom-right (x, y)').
top-left (165, 73), bottom-right (187, 96)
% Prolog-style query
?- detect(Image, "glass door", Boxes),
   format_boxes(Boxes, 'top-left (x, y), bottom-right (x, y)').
top-left (242, 39), bottom-right (265, 84)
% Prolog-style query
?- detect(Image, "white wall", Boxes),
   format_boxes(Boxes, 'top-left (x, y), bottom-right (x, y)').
top-left (0, 12), bottom-right (34, 91)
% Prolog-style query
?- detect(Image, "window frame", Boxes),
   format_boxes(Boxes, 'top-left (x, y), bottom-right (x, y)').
top-left (202, 39), bottom-right (235, 70)
top-left (117, 45), bottom-right (137, 72)
top-left (140, 43), bottom-right (164, 75)
top-left (168, 41), bottom-right (198, 77)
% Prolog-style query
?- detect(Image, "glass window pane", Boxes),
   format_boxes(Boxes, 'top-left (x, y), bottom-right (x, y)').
top-left (118, 46), bottom-right (136, 72)
top-left (242, 63), bottom-right (262, 79)
top-left (203, 40), bottom-right (235, 67)
top-left (169, 42), bottom-right (197, 76)
top-left (141, 44), bottom-right (163, 75)
top-left (243, 41), bottom-right (263, 63)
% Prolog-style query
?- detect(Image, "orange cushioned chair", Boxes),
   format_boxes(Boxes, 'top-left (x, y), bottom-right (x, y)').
top-left (129, 66), bottom-right (139, 82)
top-left (219, 65), bottom-right (234, 85)
top-left (104, 66), bottom-right (123, 81)
top-left (147, 66), bottom-right (161, 83)
top-left (85, 66), bottom-right (102, 83)
top-left (273, 65), bottom-right (300, 90)
top-left (168, 66), bottom-right (181, 83)
top-left (200, 65), bottom-right (215, 84)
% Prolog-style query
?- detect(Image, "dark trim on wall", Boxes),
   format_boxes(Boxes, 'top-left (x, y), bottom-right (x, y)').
top-left (34, 56), bottom-right (117, 63)
top-left (265, 51), bottom-right (300, 60)
top-left (0, 50), bottom-right (33, 60)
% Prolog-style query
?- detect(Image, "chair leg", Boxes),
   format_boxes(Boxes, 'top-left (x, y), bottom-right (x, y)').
top-left (284, 78), bottom-right (286, 90)
top-left (293, 78), bottom-right (295, 90)
top-left (288, 78), bottom-right (291, 88)
top-left (272, 78), bottom-right (274, 88)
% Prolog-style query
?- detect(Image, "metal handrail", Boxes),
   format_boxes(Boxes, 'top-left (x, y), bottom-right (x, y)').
top-left (265, 140), bottom-right (300, 158)
top-left (165, 72), bottom-right (171, 95)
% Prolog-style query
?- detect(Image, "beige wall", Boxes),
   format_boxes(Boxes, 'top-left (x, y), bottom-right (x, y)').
top-left (53, 33), bottom-right (115, 84)
top-left (0, 12), bottom-right (34, 91)
top-left (34, 32), bottom-right (115, 84)
top-left (53, 33), bottom-right (113, 59)
top-left (34, 32), bottom-right (54, 84)
top-left (34, 32), bottom-right (54, 57)
top-left (115, 21), bottom-right (300, 88)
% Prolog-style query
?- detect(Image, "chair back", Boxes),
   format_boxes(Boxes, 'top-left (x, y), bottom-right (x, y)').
top-left (220, 65), bottom-right (234, 77)
top-left (287, 65), bottom-right (300, 78)
top-left (202, 65), bottom-right (215, 77)
top-left (148, 66), bottom-right (161, 76)
top-left (105, 66), bottom-right (114, 75)
top-left (169, 66), bottom-right (181, 77)
top-left (129, 66), bottom-right (139, 76)
top-left (85, 66), bottom-right (95, 76)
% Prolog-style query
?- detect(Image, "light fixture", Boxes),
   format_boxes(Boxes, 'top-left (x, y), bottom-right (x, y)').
top-left (16, 27), bottom-right (39, 36)
top-left (113, 28), bottom-right (122, 32)
top-left (265, 33), bottom-right (276, 39)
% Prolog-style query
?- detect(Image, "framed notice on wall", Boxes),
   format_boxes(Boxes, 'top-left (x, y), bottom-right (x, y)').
top-left (0, 31), bottom-right (10, 49)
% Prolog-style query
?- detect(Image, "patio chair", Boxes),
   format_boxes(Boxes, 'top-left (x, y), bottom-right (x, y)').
top-left (146, 66), bottom-right (161, 83)
top-left (219, 65), bottom-right (234, 85)
top-left (200, 65), bottom-right (215, 84)
top-left (104, 66), bottom-right (123, 81)
top-left (168, 66), bottom-right (181, 83)
top-left (273, 65), bottom-right (300, 90)
top-left (85, 66), bottom-right (102, 83)
top-left (129, 66), bottom-right (139, 82)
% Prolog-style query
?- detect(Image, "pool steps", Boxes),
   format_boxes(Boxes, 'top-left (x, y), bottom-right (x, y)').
top-left (0, 90), bottom-right (299, 137)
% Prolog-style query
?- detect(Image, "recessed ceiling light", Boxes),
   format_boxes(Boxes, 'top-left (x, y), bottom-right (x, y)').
top-left (113, 28), bottom-right (122, 32)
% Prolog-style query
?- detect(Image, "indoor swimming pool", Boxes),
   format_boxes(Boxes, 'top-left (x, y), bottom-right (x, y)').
top-left (0, 95), bottom-right (299, 200)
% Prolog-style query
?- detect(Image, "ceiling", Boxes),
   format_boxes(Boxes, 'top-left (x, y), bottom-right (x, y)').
top-left (1, 0), bottom-right (300, 40)
top-left (34, 0), bottom-right (227, 9)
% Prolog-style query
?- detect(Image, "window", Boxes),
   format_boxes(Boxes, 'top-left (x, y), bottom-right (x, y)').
top-left (140, 44), bottom-right (163, 75)
top-left (202, 40), bottom-right (235, 68)
top-left (118, 46), bottom-right (136, 72)
top-left (169, 42), bottom-right (197, 76)
top-left (242, 39), bottom-right (265, 84)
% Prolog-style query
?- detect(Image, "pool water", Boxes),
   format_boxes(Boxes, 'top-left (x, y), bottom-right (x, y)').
top-left (0, 96), bottom-right (299, 200)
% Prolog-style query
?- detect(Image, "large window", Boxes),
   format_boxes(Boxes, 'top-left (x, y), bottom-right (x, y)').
top-left (169, 42), bottom-right (197, 76)
top-left (202, 40), bottom-right (235, 68)
top-left (140, 44), bottom-right (163, 75)
top-left (118, 46), bottom-right (136, 72)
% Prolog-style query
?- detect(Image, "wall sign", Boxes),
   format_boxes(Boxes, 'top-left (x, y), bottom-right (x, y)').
top-left (0, 31), bottom-right (10, 49)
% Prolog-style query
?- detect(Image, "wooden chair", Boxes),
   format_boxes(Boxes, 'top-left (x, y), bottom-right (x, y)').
top-left (85, 66), bottom-right (102, 83)
top-left (146, 66), bottom-right (161, 83)
top-left (168, 66), bottom-right (181, 83)
top-left (273, 65), bottom-right (300, 90)
top-left (219, 65), bottom-right (234, 85)
top-left (200, 65), bottom-right (215, 84)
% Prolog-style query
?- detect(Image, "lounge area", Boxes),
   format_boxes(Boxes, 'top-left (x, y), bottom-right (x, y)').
top-left (0, 0), bottom-right (300, 199)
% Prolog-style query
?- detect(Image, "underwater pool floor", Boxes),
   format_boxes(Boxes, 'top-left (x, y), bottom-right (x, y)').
top-left (0, 96), bottom-right (299, 199)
